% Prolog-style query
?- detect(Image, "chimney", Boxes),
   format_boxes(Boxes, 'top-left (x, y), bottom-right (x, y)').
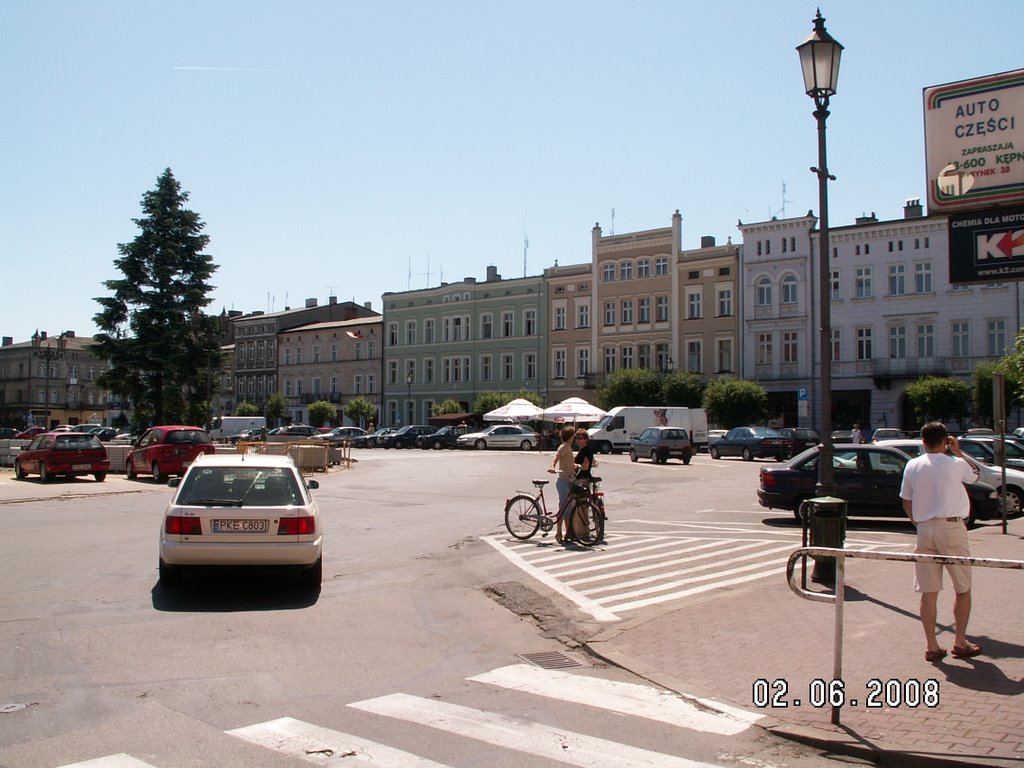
top-left (700, 235), bottom-right (716, 248)
top-left (486, 265), bottom-right (501, 282)
top-left (64, 331), bottom-right (75, 338)
top-left (464, 277), bottom-right (477, 284)
top-left (904, 198), bottom-right (923, 219)
top-left (2, 336), bottom-right (12, 346)
top-left (363, 301), bottom-right (372, 310)
top-left (328, 295), bottom-right (337, 305)
top-left (305, 298), bottom-right (318, 308)
top-left (855, 212), bottom-right (878, 225)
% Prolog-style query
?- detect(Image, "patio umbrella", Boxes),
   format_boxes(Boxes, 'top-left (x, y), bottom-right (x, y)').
top-left (483, 398), bottom-right (544, 422)
top-left (541, 397), bottom-right (607, 423)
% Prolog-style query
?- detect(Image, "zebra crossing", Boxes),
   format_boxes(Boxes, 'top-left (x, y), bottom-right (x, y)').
top-left (55, 663), bottom-right (763, 768)
top-left (485, 519), bottom-right (911, 621)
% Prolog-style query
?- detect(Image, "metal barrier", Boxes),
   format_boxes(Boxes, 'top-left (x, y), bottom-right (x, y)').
top-left (786, 546), bottom-right (1024, 726)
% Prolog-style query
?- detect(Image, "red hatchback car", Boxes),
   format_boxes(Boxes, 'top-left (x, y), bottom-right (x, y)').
top-left (15, 432), bottom-right (110, 482)
top-left (127, 426), bottom-right (216, 483)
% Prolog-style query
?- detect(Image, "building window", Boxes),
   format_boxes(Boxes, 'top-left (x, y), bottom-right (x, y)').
top-left (406, 321), bottom-right (416, 345)
top-left (637, 259), bottom-right (650, 278)
top-left (424, 319), bottom-right (435, 343)
top-left (917, 323), bottom-right (935, 358)
top-left (952, 322), bottom-right (970, 357)
top-left (312, 377), bottom-right (321, 395)
top-left (553, 349), bottom-right (566, 379)
top-left (687, 290), bottom-right (702, 319)
top-left (656, 296), bottom-right (669, 322)
top-left (686, 341), bottom-right (702, 373)
top-left (554, 306), bottom-right (566, 330)
top-left (603, 348), bottom-right (616, 374)
top-left (330, 343), bottom-right (338, 362)
top-left (367, 374), bottom-right (376, 394)
top-left (855, 267), bottom-right (872, 298)
top-left (577, 303), bottom-right (590, 329)
top-left (638, 297), bottom-right (651, 323)
top-left (502, 312), bottom-right (514, 337)
top-left (388, 323), bottom-right (399, 346)
top-left (889, 264), bottom-right (906, 296)
top-left (830, 269), bottom-right (841, 300)
top-left (604, 302), bottom-right (616, 326)
top-left (915, 262), bottom-right (933, 294)
top-left (329, 376), bottom-right (338, 395)
top-left (889, 325), bottom-right (907, 359)
top-left (295, 345), bottom-right (303, 364)
top-left (620, 261), bottom-right (633, 280)
top-left (602, 263), bottom-right (615, 282)
top-left (717, 288), bottom-right (732, 317)
top-left (782, 332), bottom-right (798, 363)
top-left (502, 354), bottom-right (514, 380)
top-left (856, 327), bottom-right (873, 361)
top-left (283, 348), bottom-right (291, 366)
top-left (480, 314), bottom-right (492, 339)
top-left (295, 379), bottom-right (303, 396)
top-left (424, 358), bottom-right (434, 383)
top-left (756, 277), bottom-right (772, 306)
top-left (284, 379), bottom-right (292, 397)
top-left (655, 256), bottom-right (669, 276)
top-left (621, 346), bottom-right (634, 369)
top-left (781, 275), bottom-right (798, 305)
top-left (757, 333), bottom-right (773, 365)
top-left (716, 339), bottom-right (733, 372)
top-left (988, 319), bottom-right (1007, 355)
top-left (576, 348), bottom-right (589, 377)
top-left (638, 343), bottom-right (651, 369)
top-left (621, 299), bottom-right (634, 324)
top-left (312, 344), bottom-right (321, 363)
top-left (525, 353), bottom-right (536, 379)
top-left (524, 309), bottom-right (537, 336)
top-left (480, 355), bottom-right (491, 381)
top-left (831, 329), bottom-right (841, 361)
top-left (656, 343), bottom-right (670, 371)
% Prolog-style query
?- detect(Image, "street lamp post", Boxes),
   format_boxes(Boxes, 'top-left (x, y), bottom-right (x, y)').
top-left (31, 331), bottom-right (68, 431)
top-left (797, 10), bottom-right (843, 496)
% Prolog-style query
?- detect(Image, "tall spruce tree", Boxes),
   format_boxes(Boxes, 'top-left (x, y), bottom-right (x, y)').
top-left (93, 169), bottom-right (221, 426)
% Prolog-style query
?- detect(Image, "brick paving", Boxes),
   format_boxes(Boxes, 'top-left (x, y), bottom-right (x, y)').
top-left (588, 521), bottom-right (1024, 767)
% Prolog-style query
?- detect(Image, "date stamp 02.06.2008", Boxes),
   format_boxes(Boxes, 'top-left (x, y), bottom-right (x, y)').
top-left (752, 678), bottom-right (940, 710)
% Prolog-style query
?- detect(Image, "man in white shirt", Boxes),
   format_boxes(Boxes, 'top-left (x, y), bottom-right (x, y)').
top-left (899, 422), bottom-right (982, 663)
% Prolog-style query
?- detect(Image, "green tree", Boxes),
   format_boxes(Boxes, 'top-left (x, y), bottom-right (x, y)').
top-left (432, 398), bottom-right (463, 415)
top-left (235, 401), bottom-right (259, 417)
top-left (93, 169), bottom-right (220, 425)
top-left (702, 378), bottom-right (768, 428)
top-left (345, 396), bottom-right (377, 428)
top-left (598, 368), bottom-right (663, 409)
top-left (307, 400), bottom-right (337, 428)
top-left (265, 392), bottom-right (289, 426)
top-left (662, 371), bottom-right (705, 408)
top-left (973, 361), bottom-right (1020, 428)
top-left (472, 390), bottom-right (541, 414)
top-left (905, 376), bottom-right (972, 424)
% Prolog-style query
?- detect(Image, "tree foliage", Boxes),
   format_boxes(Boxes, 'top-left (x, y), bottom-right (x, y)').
top-left (905, 376), bottom-right (972, 424)
top-left (265, 393), bottom-right (289, 425)
top-left (93, 169), bottom-right (220, 426)
top-left (472, 390), bottom-right (541, 414)
top-left (345, 396), bottom-right (377, 428)
top-left (235, 401), bottom-right (259, 417)
top-left (973, 360), bottom-right (1020, 427)
top-left (662, 371), bottom-right (705, 408)
top-left (432, 398), bottom-right (463, 415)
top-left (598, 368), bottom-right (663, 409)
top-left (702, 378), bottom-right (768, 428)
top-left (307, 400), bottom-right (337, 427)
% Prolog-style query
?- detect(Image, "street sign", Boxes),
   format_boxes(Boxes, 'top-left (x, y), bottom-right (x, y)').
top-left (798, 387), bottom-right (808, 401)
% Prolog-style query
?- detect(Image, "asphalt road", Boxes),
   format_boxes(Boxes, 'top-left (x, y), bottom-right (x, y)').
top-left (0, 449), bottom-right (916, 767)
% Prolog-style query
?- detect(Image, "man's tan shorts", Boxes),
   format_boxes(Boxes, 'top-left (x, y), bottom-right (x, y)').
top-left (914, 517), bottom-right (972, 593)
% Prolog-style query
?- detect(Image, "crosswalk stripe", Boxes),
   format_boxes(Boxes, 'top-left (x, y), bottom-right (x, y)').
top-left (564, 541), bottom-right (776, 585)
top-left (467, 663), bottom-right (748, 736)
top-left (548, 539), bottom-right (740, 576)
top-left (349, 693), bottom-right (725, 768)
top-left (603, 567), bottom-right (782, 612)
top-left (227, 716), bottom-right (450, 767)
top-left (56, 757), bottom-right (157, 768)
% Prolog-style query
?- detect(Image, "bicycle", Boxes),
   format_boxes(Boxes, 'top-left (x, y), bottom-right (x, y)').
top-left (504, 477), bottom-right (603, 546)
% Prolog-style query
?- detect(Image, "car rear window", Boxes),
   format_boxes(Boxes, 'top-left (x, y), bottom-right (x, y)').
top-left (53, 435), bottom-right (102, 450)
top-left (178, 467), bottom-right (303, 506)
top-left (166, 429), bottom-right (212, 445)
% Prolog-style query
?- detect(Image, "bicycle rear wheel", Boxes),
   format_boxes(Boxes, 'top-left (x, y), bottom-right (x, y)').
top-left (570, 500), bottom-right (602, 546)
top-left (505, 494), bottom-right (542, 539)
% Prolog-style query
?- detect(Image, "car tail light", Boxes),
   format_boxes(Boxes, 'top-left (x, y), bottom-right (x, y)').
top-left (760, 468), bottom-right (776, 488)
top-left (165, 516), bottom-right (203, 535)
top-left (278, 517), bottom-right (316, 535)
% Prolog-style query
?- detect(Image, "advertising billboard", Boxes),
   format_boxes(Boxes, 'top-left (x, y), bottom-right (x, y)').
top-left (949, 205), bottom-right (1024, 283)
top-left (924, 69), bottom-right (1024, 213)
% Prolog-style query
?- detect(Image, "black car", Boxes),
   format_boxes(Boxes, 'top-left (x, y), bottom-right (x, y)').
top-left (709, 426), bottom-right (783, 461)
top-left (268, 424), bottom-right (323, 440)
top-left (416, 425), bottom-right (468, 449)
top-left (353, 428), bottom-right (395, 448)
top-left (757, 444), bottom-right (999, 525)
top-left (381, 425), bottom-right (435, 449)
top-left (762, 428), bottom-right (820, 460)
top-left (0, 427), bottom-right (19, 439)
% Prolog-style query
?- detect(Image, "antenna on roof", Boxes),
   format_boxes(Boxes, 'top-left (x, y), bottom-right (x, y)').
top-left (523, 232), bottom-right (529, 278)
top-left (419, 253), bottom-right (433, 287)
top-left (610, 208), bottom-right (615, 235)
top-left (771, 182), bottom-right (793, 219)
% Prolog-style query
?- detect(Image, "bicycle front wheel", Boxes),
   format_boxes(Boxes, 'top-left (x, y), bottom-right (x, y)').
top-left (570, 500), bottom-right (603, 546)
top-left (505, 494), bottom-right (542, 540)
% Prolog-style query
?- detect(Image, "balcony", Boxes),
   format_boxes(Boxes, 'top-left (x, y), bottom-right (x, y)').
top-left (871, 357), bottom-right (950, 382)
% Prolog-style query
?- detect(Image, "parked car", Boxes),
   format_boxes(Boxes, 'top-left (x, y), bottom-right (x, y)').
top-left (230, 427), bottom-right (267, 445)
top-left (878, 438), bottom-right (1024, 515)
top-left (14, 431), bottom-right (110, 482)
top-left (380, 425), bottom-right (436, 449)
top-left (830, 429), bottom-right (854, 443)
top-left (71, 424), bottom-right (102, 433)
top-left (457, 424), bottom-right (539, 451)
top-left (127, 426), bottom-right (216, 483)
top-left (762, 428), bottom-right (820, 460)
top-left (0, 427), bottom-right (18, 439)
top-left (267, 424), bottom-right (323, 440)
top-left (708, 426), bottom-right (783, 461)
top-left (417, 425), bottom-right (468, 449)
top-left (629, 426), bottom-right (692, 465)
top-left (353, 427), bottom-right (396, 449)
top-left (91, 427), bottom-right (119, 442)
top-left (870, 428), bottom-right (903, 441)
top-left (757, 444), bottom-right (999, 525)
top-left (16, 426), bottom-right (46, 440)
top-left (158, 453), bottom-right (322, 589)
top-left (957, 436), bottom-right (1024, 470)
top-left (321, 426), bottom-right (367, 445)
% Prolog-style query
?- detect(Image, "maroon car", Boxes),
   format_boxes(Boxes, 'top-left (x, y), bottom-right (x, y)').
top-left (14, 432), bottom-right (110, 482)
top-left (127, 426), bottom-right (215, 483)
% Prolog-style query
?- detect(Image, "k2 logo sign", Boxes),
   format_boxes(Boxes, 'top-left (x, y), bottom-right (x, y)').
top-left (949, 205), bottom-right (1024, 283)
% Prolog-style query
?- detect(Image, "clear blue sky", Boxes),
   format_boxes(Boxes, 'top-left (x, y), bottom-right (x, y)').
top-left (3, 1), bottom-right (1019, 344)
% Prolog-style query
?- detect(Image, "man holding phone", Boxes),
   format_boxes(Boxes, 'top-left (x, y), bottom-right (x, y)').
top-left (899, 421), bottom-right (982, 662)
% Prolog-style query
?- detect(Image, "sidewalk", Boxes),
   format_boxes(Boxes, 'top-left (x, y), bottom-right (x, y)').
top-left (588, 520), bottom-right (1024, 767)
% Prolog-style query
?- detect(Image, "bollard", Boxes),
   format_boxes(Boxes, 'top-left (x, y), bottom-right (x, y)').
top-left (804, 496), bottom-right (847, 587)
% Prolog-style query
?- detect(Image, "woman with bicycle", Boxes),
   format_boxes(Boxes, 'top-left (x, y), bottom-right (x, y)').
top-left (548, 425), bottom-right (578, 544)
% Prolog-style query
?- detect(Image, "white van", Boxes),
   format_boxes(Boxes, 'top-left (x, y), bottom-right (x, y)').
top-left (209, 416), bottom-right (267, 443)
top-left (588, 406), bottom-right (708, 454)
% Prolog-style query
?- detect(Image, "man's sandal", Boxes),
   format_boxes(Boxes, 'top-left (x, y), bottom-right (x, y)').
top-left (924, 648), bottom-right (947, 662)
top-left (952, 642), bottom-right (982, 658)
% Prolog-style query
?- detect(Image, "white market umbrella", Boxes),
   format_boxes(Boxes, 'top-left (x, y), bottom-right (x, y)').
top-left (483, 398), bottom-right (544, 422)
top-left (541, 397), bottom-right (607, 423)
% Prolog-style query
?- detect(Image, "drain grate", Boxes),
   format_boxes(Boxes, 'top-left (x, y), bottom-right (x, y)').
top-left (518, 651), bottom-right (582, 670)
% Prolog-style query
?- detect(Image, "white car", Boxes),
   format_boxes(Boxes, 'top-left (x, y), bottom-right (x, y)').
top-left (158, 453), bottom-right (323, 588)
top-left (877, 438), bottom-right (1024, 514)
top-left (456, 424), bottom-right (539, 451)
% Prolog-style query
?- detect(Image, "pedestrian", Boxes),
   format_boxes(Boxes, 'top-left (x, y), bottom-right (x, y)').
top-left (547, 425), bottom-right (577, 544)
top-left (851, 423), bottom-right (864, 443)
top-left (899, 421), bottom-right (983, 663)
top-left (573, 428), bottom-right (596, 481)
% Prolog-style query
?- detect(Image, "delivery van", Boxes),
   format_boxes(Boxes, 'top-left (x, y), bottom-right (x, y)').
top-left (209, 416), bottom-right (267, 443)
top-left (588, 406), bottom-right (708, 454)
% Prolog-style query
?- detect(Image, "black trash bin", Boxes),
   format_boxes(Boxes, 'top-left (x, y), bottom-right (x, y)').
top-left (803, 496), bottom-right (847, 586)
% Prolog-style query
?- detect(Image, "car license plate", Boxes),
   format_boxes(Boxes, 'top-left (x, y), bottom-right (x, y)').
top-left (72, 464), bottom-right (91, 471)
top-left (212, 519), bottom-right (269, 533)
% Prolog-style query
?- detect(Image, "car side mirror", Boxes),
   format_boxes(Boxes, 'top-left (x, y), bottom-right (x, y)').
top-left (306, 480), bottom-right (319, 490)
top-left (168, 477), bottom-right (181, 488)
